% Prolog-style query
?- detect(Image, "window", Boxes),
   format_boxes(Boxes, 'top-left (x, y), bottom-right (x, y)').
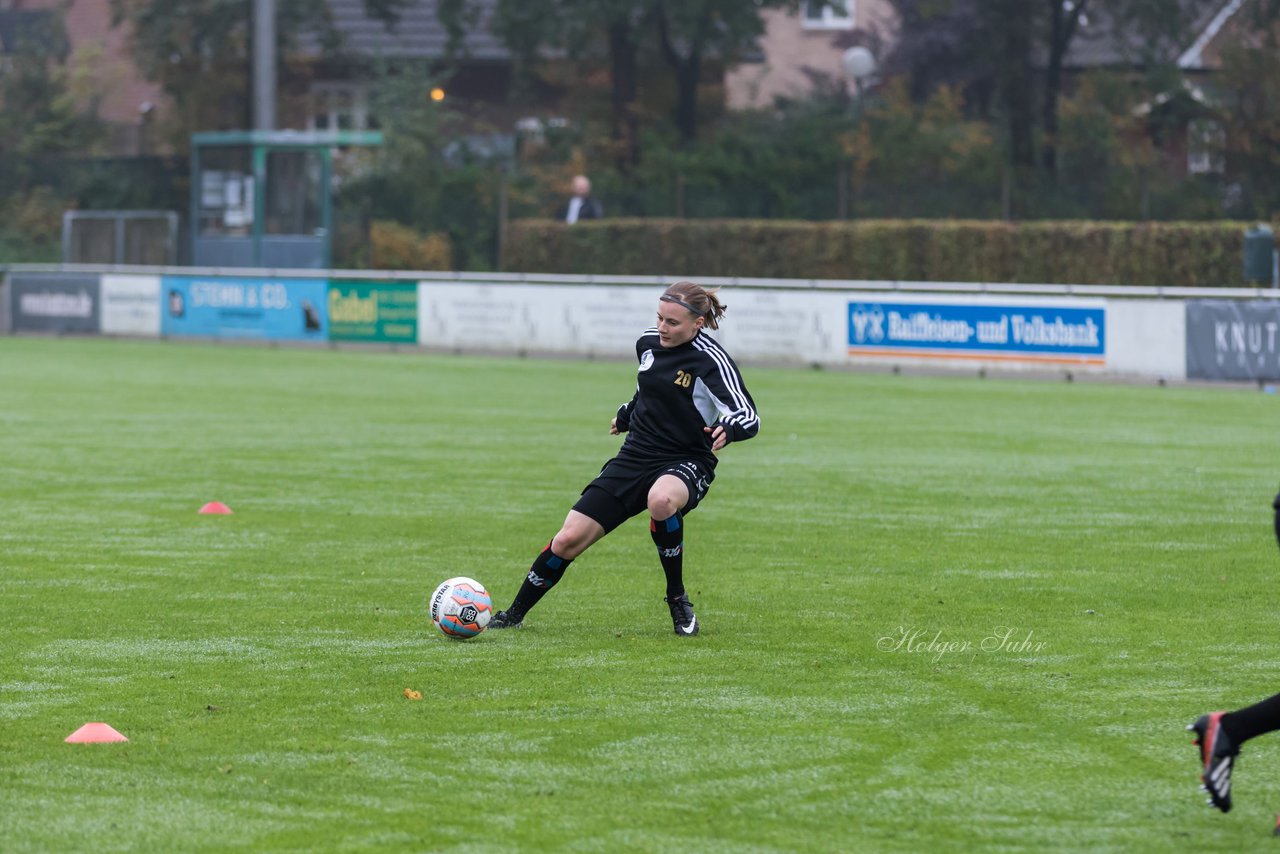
top-left (803, 0), bottom-right (854, 30)
top-left (264, 150), bottom-right (323, 235)
top-left (197, 147), bottom-right (254, 236)
top-left (1187, 119), bottom-right (1225, 175)
top-left (309, 83), bottom-right (371, 132)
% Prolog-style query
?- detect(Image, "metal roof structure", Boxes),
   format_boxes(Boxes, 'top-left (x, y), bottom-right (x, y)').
top-left (1062, 0), bottom-right (1242, 71)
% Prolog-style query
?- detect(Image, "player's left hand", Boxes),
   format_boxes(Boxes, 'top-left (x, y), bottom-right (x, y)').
top-left (704, 424), bottom-right (729, 451)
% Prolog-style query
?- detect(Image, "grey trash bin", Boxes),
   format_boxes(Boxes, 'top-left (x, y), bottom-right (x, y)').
top-left (1243, 223), bottom-right (1275, 285)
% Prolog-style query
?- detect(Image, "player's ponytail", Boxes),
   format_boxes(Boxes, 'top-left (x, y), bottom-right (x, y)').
top-left (662, 281), bottom-right (728, 330)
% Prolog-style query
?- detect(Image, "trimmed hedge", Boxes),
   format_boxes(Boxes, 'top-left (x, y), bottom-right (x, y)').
top-left (504, 218), bottom-right (1268, 287)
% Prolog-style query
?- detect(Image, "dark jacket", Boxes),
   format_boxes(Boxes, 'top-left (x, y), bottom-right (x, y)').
top-left (556, 196), bottom-right (604, 222)
top-left (613, 329), bottom-right (759, 469)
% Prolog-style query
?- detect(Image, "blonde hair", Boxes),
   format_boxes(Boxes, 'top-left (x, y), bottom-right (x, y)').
top-left (661, 281), bottom-right (727, 330)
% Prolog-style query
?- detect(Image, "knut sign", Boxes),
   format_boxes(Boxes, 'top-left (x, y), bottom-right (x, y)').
top-left (1186, 299), bottom-right (1280, 381)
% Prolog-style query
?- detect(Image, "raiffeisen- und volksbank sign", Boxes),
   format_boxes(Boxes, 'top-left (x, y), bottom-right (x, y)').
top-left (848, 297), bottom-right (1106, 366)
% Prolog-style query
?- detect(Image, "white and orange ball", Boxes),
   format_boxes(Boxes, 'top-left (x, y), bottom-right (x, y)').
top-left (429, 576), bottom-right (493, 639)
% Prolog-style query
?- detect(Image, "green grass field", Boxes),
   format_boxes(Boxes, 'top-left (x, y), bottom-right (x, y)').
top-left (1, 335), bottom-right (1277, 852)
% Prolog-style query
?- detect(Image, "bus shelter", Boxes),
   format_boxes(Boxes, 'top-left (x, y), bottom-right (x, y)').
top-left (191, 129), bottom-right (382, 269)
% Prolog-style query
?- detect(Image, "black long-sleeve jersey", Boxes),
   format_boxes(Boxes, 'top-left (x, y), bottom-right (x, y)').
top-left (612, 328), bottom-right (760, 469)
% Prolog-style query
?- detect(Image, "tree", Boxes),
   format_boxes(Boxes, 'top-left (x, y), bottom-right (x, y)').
top-left (1214, 0), bottom-right (1280, 217)
top-left (446, 0), bottom-right (798, 163)
top-left (884, 0), bottom-right (1204, 174)
top-left (109, 0), bottom-right (408, 149)
top-left (1041, 0), bottom-right (1091, 171)
top-left (653, 0), bottom-right (796, 143)
top-left (991, 0), bottom-right (1035, 167)
top-left (0, 10), bottom-right (100, 162)
top-left (0, 8), bottom-right (106, 259)
top-left (881, 0), bottom-right (995, 109)
top-left (459, 0), bottom-right (647, 170)
top-left (336, 65), bottom-right (505, 269)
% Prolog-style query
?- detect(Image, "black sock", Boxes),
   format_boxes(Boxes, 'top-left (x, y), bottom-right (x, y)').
top-left (505, 543), bottom-right (571, 619)
top-left (1222, 692), bottom-right (1280, 745)
top-left (650, 512), bottom-right (684, 598)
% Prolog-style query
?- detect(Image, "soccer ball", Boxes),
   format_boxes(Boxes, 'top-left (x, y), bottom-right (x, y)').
top-left (429, 576), bottom-right (493, 639)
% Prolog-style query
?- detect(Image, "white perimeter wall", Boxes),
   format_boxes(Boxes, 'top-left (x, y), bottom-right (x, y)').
top-left (417, 279), bottom-right (1191, 380)
top-left (9, 266), bottom-right (1262, 382)
top-left (1105, 299), bottom-right (1185, 379)
top-left (417, 282), bottom-right (852, 364)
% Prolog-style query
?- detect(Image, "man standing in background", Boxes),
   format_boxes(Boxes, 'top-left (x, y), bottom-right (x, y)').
top-left (558, 175), bottom-right (603, 224)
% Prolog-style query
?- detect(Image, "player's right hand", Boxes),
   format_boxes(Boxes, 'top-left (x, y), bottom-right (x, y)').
top-left (609, 417), bottom-right (619, 435)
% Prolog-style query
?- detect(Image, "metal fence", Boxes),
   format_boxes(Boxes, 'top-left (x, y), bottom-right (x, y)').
top-left (61, 210), bottom-right (180, 266)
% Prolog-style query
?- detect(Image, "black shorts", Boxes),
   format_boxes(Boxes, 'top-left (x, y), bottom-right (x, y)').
top-left (572, 455), bottom-right (716, 534)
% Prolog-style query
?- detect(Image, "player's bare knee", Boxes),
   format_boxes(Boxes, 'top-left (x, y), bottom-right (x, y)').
top-left (647, 492), bottom-right (678, 520)
top-left (550, 530), bottom-right (579, 558)
top-left (552, 525), bottom-right (593, 559)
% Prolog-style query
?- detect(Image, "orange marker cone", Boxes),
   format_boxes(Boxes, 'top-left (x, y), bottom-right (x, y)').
top-left (198, 502), bottom-right (233, 515)
top-left (65, 722), bottom-right (128, 743)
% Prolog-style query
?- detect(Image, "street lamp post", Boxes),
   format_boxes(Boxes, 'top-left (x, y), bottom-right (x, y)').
top-left (839, 47), bottom-right (876, 219)
top-left (253, 0), bottom-right (276, 131)
top-left (842, 46), bottom-right (877, 102)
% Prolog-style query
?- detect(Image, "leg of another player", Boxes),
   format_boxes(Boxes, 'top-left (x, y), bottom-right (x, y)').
top-left (1222, 693), bottom-right (1280, 745)
top-left (1273, 487), bottom-right (1279, 548)
top-left (492, 510), bottom-right (606, 628)
top-left (1186, 493), bottom-right (1280, 812)
top-left (1216, 499), bottom-right (1280, 742)
top-left (1190, 692), bottom-right (1280, 814)
top-left (648, 475), bottom-right (698, 636)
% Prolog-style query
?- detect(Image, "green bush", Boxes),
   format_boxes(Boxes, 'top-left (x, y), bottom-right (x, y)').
top-left (0, 187), bottom-right (66, 263)
top-left (503, 218), bottom-right (1267, 287)
top-left (369, 221), bottom-right (453, 271)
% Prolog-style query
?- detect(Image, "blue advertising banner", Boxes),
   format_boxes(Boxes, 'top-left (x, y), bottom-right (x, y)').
top-left (848, 300), bottom-right (1106, 365)
top-left (161, 276), bottom-right (328, 340)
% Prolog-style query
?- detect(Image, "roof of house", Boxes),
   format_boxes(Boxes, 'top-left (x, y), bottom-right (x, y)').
top-left (1063, 0), bottom-right (1242, 70)
top-left (319, 0), bottom-right (509, 62)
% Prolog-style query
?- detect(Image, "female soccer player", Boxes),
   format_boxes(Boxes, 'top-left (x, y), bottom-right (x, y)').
top-left (489, 281), bottom-right (760, 636)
